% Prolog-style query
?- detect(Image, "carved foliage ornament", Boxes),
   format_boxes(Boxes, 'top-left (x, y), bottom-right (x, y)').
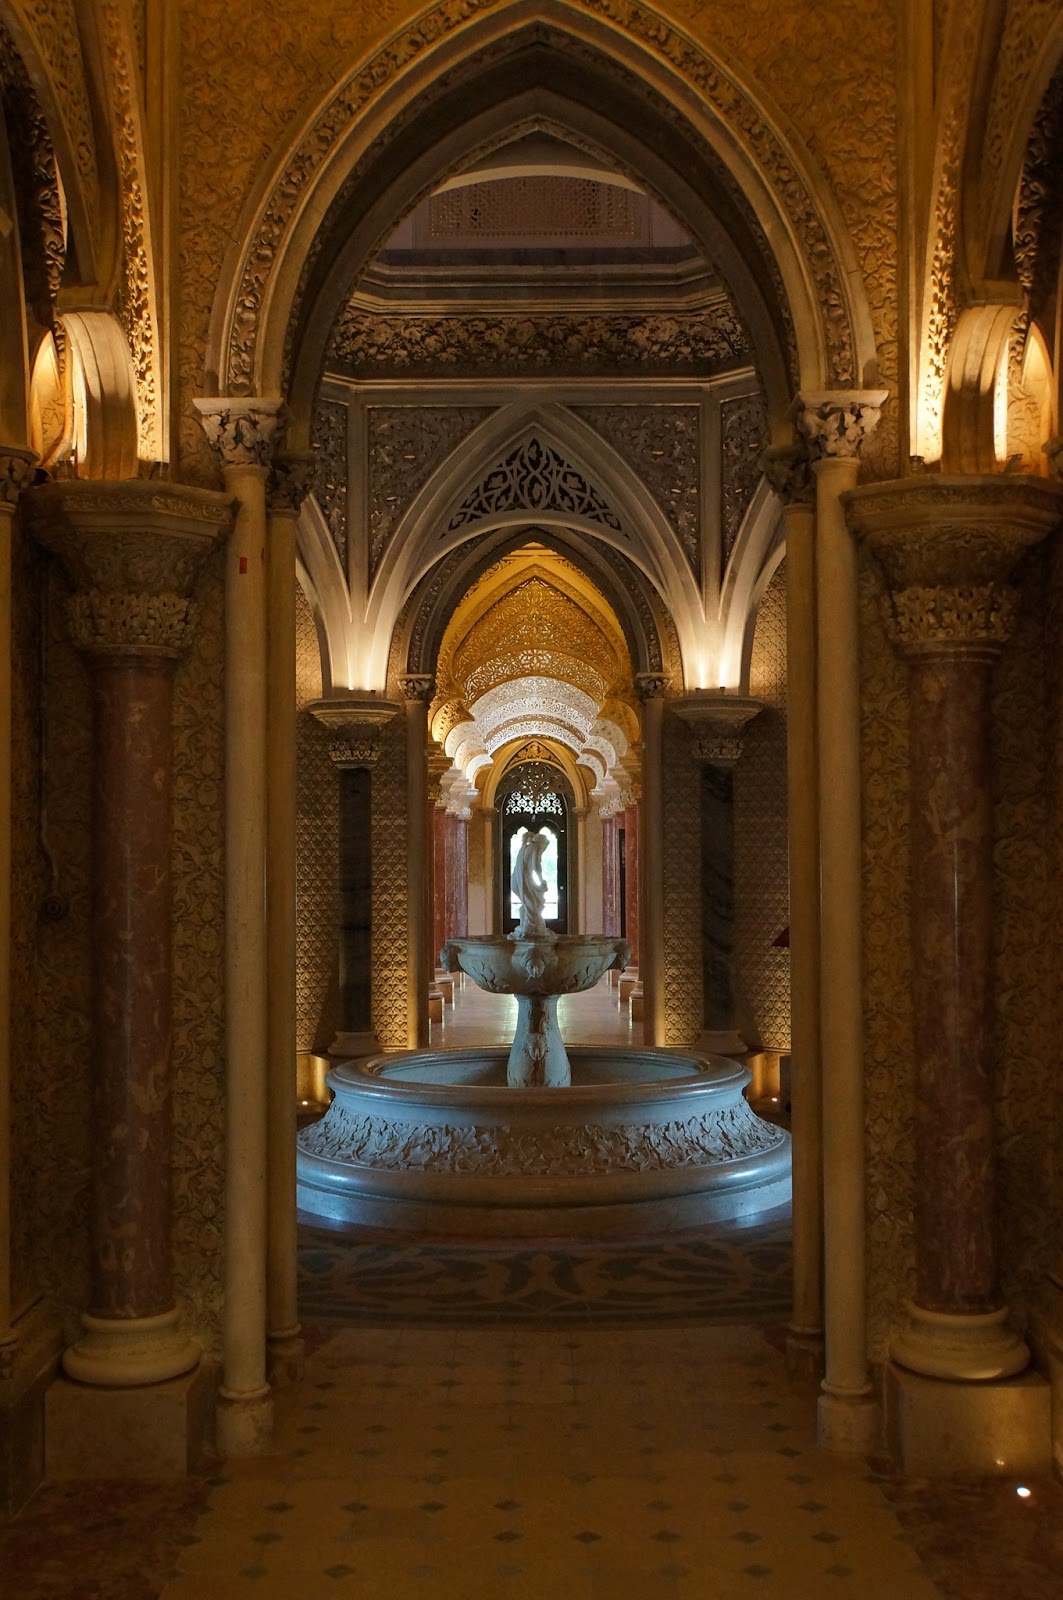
top-left (269, 452), bottom-right (317, 514)
top-left (634, 672), bottom-right (669, 700)
top-left (226, 1), bottom-right (853, 392)
top-left (447, 437), bottom-right (625, 536)
top-left (760, 442), bottom-right (814, 507)
top-left (0, 449), bottom-right (38, 503)
top-left (194, 400), bottom-right (289, 469)
top-left (885, 584), bottom-right (1020, 652)
top-left (66, 590), bottom-right (197, 658)
top-left (794, 391), bottom-right (888, 459)
top-left (399, 672), bottom-right (435, 703)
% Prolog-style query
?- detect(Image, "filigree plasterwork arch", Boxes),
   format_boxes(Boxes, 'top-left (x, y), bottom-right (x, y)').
top-left (365, 401), bottom-right (700, 691)
top-left (204, 0), bottom-right (875, 413)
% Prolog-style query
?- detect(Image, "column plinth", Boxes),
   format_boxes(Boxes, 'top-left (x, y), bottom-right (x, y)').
top-left (23, 479), bottom-right (231, 1389)
top-left (848, 472), bottom-right (1061, 1386)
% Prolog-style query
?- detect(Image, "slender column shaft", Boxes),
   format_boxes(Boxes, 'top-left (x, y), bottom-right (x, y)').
top-left (90, 657), bottom-right (177, 1318)
top-left (784, 497), bottom-right (824, 1371)
top-left (403, 691), bottom-right (430, 1047)
top-left (482, 807), bottom-right (496, 935)
top-left (432, 807), bottom-right (447, 966)
top-left (601, 816), bottom-right (617, 935)
top-left (701, 763), bottom-right (736, 1032)
top-left (907, 648), bottom-right (997, 1313)
top-left (624, 804), bottom-right (639, 966)
top-left (221, 462), bottom-right (271, 1425)
top-left (454, 817), bottom-right (469, 937)
top-left (813, 454), bottom-right (875, 1445)
top-left (265, 499), bottom-right (300, 1382)
top-left (640, 690), bottom-right (666, 1045)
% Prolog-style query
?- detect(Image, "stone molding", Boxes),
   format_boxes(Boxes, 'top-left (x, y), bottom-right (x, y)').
top-left (268, 451), bottom-right (317, 514)
top-left (760, 442), bottom-right (814, 507)
top-left (306, 695), bottom-right (402, 768)
top-left (845, 474), bottom-right (1063, 653)
top-left (634, 671), bottom-right (670, 701)
top-left (0, 446), bottom-right (38, 504)
top-left (193, 397), bottom-right (289, 469)
top-left (794, 389), bottom-right (889, 459)
top-left (670, 694), bottom-right (766, 765)
top-left (400, 672), bottom-right (435, 704)
top-left (21, 478), bottom-right (233, 657)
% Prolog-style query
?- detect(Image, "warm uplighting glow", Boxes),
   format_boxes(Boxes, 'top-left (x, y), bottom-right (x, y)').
top-left (1016, 1485), bottom-right (1032, 1499)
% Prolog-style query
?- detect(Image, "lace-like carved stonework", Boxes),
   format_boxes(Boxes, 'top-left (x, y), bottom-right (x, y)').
top-left (197, 403), bottom-right (287, 469)
top-left (795, 393), bottom-right (885, 459)
top-left (721, 394), bottom-right (768, 563)
top-left (452, 576), bottom-right (624, 707)
top-left (447, 438), bottom-right (625, 535)
top-left (299, 1099), bottom-right (784, 1176)
top-left (0, 34), bottom-right (65, 327)
top-left (327, 307), bottom-right (750, 380)
top-left (66, 590), bottom-right (197, 657)
top-left (310, 398), bottom-right (347, 566)
top-left (574, 405), bottom-right (700, 573)
top-left (886, 584), bottom-right (1021, 650)
top-left (368, 406), bottom-right (494, 581)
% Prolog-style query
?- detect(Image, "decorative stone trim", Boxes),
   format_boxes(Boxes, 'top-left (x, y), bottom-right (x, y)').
top-left (67, 589), bottom-right (198, 658)
top-left (0, 446), bottom-right (38, 503)
top-left (400, 672), bottom-right (435, 703)
top-left (268, 451), bottom-right (317, 513)
top-left (887, 583), bottom-right (1021, 652)
top-left (634, 671), bottom-right (669, 700)
top-left (193, 397), bottom-right (289, 469)
top-left (760, 442), bottom-right (814, 507)
top-left (794, 389), bottom-right (889, 459)
top-left (307, 695), bottom-right (402, 767)
top-left (671, 694), bottom-right (765, 765)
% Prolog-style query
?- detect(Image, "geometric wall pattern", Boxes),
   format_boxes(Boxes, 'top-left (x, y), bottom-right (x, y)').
top-left (295, 583), bottom-right (338, 1053)
top-left (662, 710), bottom-right (704, 1046)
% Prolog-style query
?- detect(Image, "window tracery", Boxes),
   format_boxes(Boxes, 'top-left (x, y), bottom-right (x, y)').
top-left (446, 437), bottom-right (625, 535)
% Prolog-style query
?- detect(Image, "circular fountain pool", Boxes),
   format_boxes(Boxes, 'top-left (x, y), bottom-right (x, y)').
top-left (296, 1045), bottom-right (791, 1237)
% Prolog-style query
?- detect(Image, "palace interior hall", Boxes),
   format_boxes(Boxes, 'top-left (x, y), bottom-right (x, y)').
top-left (4, 2), bottom-right (1063, 1597)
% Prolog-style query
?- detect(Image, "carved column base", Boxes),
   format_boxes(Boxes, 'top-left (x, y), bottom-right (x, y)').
top-left (62, 1308), bottom-right (201, 1388)
top-left (891, 1301), bottom-right (1029, 1382)
top-left (267, 1326), bottom-right (305, 1388)
top-left (786, 1324), bottom-right (825, 1381)
top-left (216, 1384), bottom-right (274, 1458)
top-left (816, 1383), bottom-right (879, 1454)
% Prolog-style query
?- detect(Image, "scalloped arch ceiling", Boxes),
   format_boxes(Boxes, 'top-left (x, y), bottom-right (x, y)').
top-left (434, 542), bottom-right (635, 802)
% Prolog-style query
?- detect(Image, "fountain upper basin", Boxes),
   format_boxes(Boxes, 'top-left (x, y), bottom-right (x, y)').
top-left (296, 1045), bottom-right (791, 1237)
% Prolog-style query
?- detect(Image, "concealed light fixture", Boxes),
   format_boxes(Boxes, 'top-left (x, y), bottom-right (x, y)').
top-left (1016, 1486), bottom-right (1032, 1499)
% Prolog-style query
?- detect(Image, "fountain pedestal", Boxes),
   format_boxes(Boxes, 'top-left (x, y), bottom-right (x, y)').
top-left (441, 935), bottom-right (629, 1087)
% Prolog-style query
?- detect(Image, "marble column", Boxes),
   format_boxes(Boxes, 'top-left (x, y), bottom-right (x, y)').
top-left (622, 803), bottom-right (639, 967)
top-left (195, 396), bottom-right (286, 1456)
top-left (671, 695), bottom-right (764, 1055)
top-left (307, 697), bottom-right (401, 1055)
top-left (0, 447), bottom-right (37, 1376)
top-left (264, 454), bottom-right (314, 1387)
top-left (762, 443), bottom-right (824, 1378)
top-left (23, 478), bottom-right (231, 1386)
top-left (847, 473), bottom-right (1061, 1381)
top-left (400, 674), bottom-right (434, 1047)
top-left (432, 804), bottom-right (448, 971)
top-left (797, 389), bottom-right (887, 1453)
top-left (635, 674), bottom-right (668, 1045)
top-left (601, 813), bottom-right (618, 936)
top-left (453, 811), bottom-right (469, 937)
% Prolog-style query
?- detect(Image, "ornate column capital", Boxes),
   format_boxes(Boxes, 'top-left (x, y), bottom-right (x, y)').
top-left (399, 672), bottom-right (435, 703)
top-left (633, 671), bottom-right (670, 701)
top-left (21, 479), bottom-right (233, 657)
top-left (193, 397), bottom-right (289, 471)
top-left (307, 694), bottom-right (401, 767)
top-left (760, 442), bottom-right (814, 507)
top-left (268, 451), bottom-right (317, 515)
top-left (1043, 436), bottom-right (1063, 480)
top-left (670, 694), bottom-right (766, 765)
top-left (845, 474), bottom-right (1062, 655)
top-left (794, 390), bottom-right (889, 460)
top-left (427, 747), bottom-right (451, 804)
top-left (0, 445), bottom-right (38, 503)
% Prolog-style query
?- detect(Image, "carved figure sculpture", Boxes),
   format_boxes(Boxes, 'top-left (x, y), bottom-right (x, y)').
top-left (511, 828), bottom-right (553, 940)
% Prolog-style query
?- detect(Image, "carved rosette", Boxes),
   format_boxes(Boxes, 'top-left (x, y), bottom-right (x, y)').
top-left (844, 475), bottom-right (1063, 657)
top-left (193, 397), bottom-right (289, 470)
top-left (268, 451), bottom-right (317, 515)
top-left (306, 696), bottom-right (402, 768)
top-left (0, 446), bottom-right (38, 504)
top-left (21, 479), bottom-right (234, 659)
top-left (399, 673), bottom-right (436, 704)
top-left (670, 695), bottom-right (765, 766)
top-left (794, 390), bottom-right (889, 459)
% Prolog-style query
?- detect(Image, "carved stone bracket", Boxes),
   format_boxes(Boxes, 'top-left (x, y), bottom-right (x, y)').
top-left (399, 672), bottom-right (435, 704)
top-left (193, 397), bottom-right (289, 470)
top-left (0, 445), bottom-right (38, 503)
top-left (670, 694), bottom-right (766, 765)
top-left (307, 695), bottom-right (402, 768)
top-left (20, 479), bottom-right (234, 658)
top-left (844, 474), bottom-right (1063, 655)
top-left (268, 451), bottom-right (317, 515)
top-left (760, 442), bottom-right (814, 507)
top-left (1043, 436), bottom-right (1063, 480)
top-left (794, 390), bottom-right (889, 460)
top-left (634, 671), bottom-right (670, 701)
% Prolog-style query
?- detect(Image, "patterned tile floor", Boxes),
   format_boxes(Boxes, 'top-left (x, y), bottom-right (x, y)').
top-left (7, 982), bottom-right (1063, 1597)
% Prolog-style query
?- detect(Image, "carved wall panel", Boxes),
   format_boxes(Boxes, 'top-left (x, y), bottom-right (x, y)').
top-left (720, 392), bottom-right (768, 567)
top-left (858, 549), bottom-right (916, 1361)
top-left (574, 405), bottom-right (700, 574)
top-left (990, 549), bottom-right (1054, 1326)
top-left (328, 307), bottom-right (750, 379)
top-left (371, 704), bottom-right (410, 1050)
top-left (735, 560), bottom-right (789, 1051)
top-left (662, 710), bottom-right (703, 1046)
top-left (447, 436), bottom-right (626, 536)
top-left (310, 397), bottom-right (349, 569)
top-left (170, 550), bottom-right (227, 1352)
top-left (367, 406), bottom-right (493, 580)
top-left (295, 583), bottom-right (338, 1052)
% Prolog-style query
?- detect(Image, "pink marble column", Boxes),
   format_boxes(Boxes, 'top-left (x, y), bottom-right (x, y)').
top-left (453, 815), bottom-right (469, 937)
top-left (601, 815), bottom-right (618, 936)
top-left (24, 479), bottom-right (231, 1385)
top-left (848, 473), bottom-right (1061, 1381)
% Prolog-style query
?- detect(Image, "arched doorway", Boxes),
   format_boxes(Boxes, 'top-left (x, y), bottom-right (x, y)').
top-left (497, 758), bottom-right (573, 935)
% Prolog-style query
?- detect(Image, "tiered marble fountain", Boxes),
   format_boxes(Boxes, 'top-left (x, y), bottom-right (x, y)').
top-left (297, 832), bottom-right (790, 1236)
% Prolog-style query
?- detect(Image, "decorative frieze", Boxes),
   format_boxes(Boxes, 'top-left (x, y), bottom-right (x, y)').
top-left (306, 696), bottom-right (401, 768)
top-left (66, 590), bottom-right (198, 658)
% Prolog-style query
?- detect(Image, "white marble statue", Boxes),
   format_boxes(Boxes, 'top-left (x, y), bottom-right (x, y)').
top-left (511, 828), bottom-right (555, 940)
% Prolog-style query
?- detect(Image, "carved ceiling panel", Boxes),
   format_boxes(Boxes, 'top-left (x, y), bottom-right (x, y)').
top-left (447, 436), bottom-right (625, 536)
top-left (368, 405), bottom-right (494, 581)
top-left (574, 404), bottom-right (701, 575)
top-left (720, 392), bottom-right (768, 566)
top-left (450, 575), bottom-right (624, 704)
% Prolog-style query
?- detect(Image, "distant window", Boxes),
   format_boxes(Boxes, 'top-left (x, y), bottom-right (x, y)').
top-left (504, 786), bottom-right (563, 818)
top-left (509, 826), bottom-right (560, 921)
